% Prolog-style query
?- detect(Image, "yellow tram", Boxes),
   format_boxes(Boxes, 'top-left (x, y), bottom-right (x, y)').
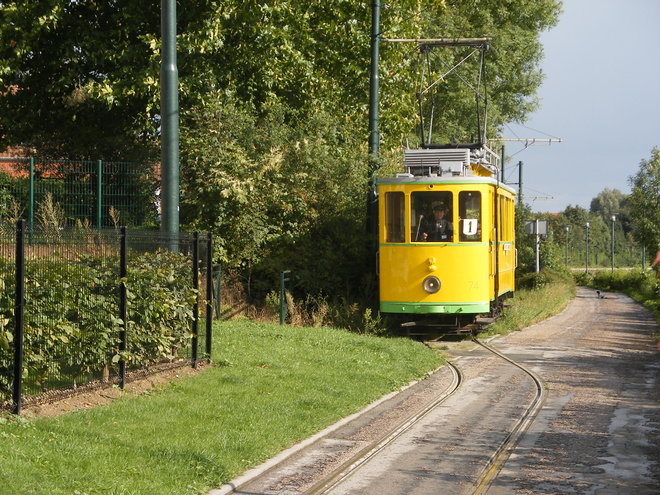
top-left (378, 147), bottom-right (516, 326)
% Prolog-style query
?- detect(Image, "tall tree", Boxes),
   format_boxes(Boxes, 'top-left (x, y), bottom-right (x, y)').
top-left (629, 147), bottom-right (660, 254)
top-left (0, 1), bottom-right (162, 158)
top-left (1, 0), bottom-right (560, 158)
top-left (398, 0), bottom-right (562, 147)
top-left (0, 0), bottom-right (562, 289)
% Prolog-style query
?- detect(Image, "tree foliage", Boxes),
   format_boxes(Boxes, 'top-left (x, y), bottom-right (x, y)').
top-left (590, 187), bottom-right (632, 235)
top-left (1, 0), bottom-right (563, 295)
top-left (629, 147), bottom-right (660, 253)
top-left (0, 0), bottom-right (161, 158)
top-left (1, 0), bottom-right (560, 155)
top-left (179, 93), bottom-right (369, 294)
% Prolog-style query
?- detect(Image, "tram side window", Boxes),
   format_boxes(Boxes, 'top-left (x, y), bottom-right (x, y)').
top-left (385, 192), bottom-right (405, 243)
top-left (459, 191), bottom-right (481, 242)
top-left (498, 195), bottom-right (508, 242)
top-left (411, 191), bottom-right (453, 242)
top-left (501, 197), bottom-right (513, 242)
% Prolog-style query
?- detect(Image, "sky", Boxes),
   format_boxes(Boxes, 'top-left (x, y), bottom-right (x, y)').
top-left (501, 0), bottom-right (660, 213)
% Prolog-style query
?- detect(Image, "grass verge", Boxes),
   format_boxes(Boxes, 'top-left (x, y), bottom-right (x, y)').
top-left (480, 269), bottom-right (576, 338)
top-left (0, 320), bottom-right (443, 495)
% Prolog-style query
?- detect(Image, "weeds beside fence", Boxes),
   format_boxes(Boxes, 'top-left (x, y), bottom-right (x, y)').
top-left (1, 221), bottom-right (214, 415)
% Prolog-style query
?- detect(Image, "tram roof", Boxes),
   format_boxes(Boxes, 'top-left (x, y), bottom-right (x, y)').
top-left (377, 174), bottom-right (517, 195)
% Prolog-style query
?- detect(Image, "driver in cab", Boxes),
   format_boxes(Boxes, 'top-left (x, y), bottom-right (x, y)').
top-left (419, 204), bottom-right (453, 241)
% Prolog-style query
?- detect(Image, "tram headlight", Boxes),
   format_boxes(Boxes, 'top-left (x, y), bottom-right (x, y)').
top-left (422, 276), bottom-right (441, 294)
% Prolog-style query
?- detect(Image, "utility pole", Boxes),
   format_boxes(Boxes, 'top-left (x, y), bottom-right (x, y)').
top-left (366, 0), bottom-right (381, 277)
top-left (368, 0), bottom-right (380, 170)
top-left (518, 160), bottom-right (523, 205)
top-left (585, 222), bottom-right (590, 273)
top-left (610, 214), bottom-right (617, 271)
top-left (500, 145), bottom-right (505, 183)
top-left (160, 0), bottom-right (179, 237)
top-left (535, 218), bottom-right (540, 273)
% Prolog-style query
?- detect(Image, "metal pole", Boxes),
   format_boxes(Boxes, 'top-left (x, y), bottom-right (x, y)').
top-left (565, 226), bottom-right (569, 266)
top-left (535, 219), bottom-right (540, 273)
top-left (585, 222), bottom-right (590, 273)
top-left (12, 219), bottom-right (25, 415)
top-left (368, 0), bottom-right (381, 166)
top-left (97, 160), bottom-right (103, 230)
top-left (610, 216), bottom-right (615, 272)
top-left (518, 161), bottom-right (523, 205)
top-left (205, 233), bottom-right (213, 360)
top-left (191, 232), bottom-right (199, 368)
top-left (280, 270), bottom-right (291, 325)
top-left (366, 0), bottom-right (381, 285)
top-left (642, 246), bottom-right (646, 271)
top-left (160, 0), bottom-right (180, 238)
top-left (119, 226), bottom-right (127, 388)
top-left (28, 158), bottom-right (34, 234)
top-left (500, 145), bottom-right (505, 183)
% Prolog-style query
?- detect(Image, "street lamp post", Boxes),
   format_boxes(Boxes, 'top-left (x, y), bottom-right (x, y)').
top-left (585, 222), bottom-right (590, 273)
top-left (565, 225), bottom-right (570, 266)
top-left (610, 214), bottom-right (617, 272)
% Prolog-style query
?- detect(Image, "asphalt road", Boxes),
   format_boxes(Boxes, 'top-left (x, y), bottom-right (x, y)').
top-left (486, 287), bottom-right (660, 494)
top-left (212, 287), bottom-right (660, 495)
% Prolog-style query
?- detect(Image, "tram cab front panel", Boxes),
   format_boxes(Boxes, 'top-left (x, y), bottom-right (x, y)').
top-left (378, 180), bottom-right (494, 315)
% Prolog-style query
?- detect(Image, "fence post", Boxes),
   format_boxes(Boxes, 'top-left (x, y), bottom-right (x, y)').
top-left (119, 226), bottom-right (127, 388)
top-left (12, 219), bottom-right (25, 415)
top-left (191, 232), bottom-right (199, 368)
top-left (97, 160), bottom-right (103, 230)
top-left (205, 232), bottom-right (213, 360)
top-left (279, 270), bottom-right (291, 325)
top-left (214, 265), bottom-right (221, 319)
top-left (28, 158), bottom-right (34, 234)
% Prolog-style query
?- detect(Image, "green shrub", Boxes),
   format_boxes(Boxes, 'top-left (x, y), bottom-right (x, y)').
top-left (589, 270), bottom-right (649, 292)
top-left (517, 268), bottom-right (574, 291)
top-left (125, 250), bottom-right (197, 367)
top-left (0, 249), bottom-right (196, 401)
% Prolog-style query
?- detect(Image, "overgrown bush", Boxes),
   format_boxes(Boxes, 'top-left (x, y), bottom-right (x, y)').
top-left (0, 249), bottom-right (196, 400)
top-left (517, 268), bottom-right (574, 291)
top-left (125, 250), bottom-right (198, 366)
top-left (180, 95), bottom-right (370, 300)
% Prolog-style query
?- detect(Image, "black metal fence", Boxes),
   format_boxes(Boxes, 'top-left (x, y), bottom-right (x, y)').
top-left (1, 221), bottom-right (214, 415)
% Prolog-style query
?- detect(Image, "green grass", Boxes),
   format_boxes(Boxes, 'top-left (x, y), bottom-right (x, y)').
top-left (0, 320), bottom-right (443, 495)
top-left (481, 269), bottom-right (576, 338)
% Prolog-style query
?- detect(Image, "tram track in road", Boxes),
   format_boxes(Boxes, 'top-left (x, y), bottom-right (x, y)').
top-left (310, 336), bottom-right (547, 495)
top-left (470, 337), bottom-right (547, 495)
top-left (222, 334), bottom-right (547, 495)
top-left (307, 361), bottom-right (464, 495)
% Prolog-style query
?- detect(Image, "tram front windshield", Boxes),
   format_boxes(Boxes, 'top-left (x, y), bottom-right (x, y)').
top-left (411, 191), bottom-right (453, 242)
top-left (411, 191), bottom-right (482, 243)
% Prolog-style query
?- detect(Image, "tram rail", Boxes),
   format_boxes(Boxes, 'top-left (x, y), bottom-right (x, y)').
top-left (309, 338), bottom-right (546, 495)
top-left (307, 361), bottom-right (463, 495)
top-left (471, 337), bottom-right (547, 494)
